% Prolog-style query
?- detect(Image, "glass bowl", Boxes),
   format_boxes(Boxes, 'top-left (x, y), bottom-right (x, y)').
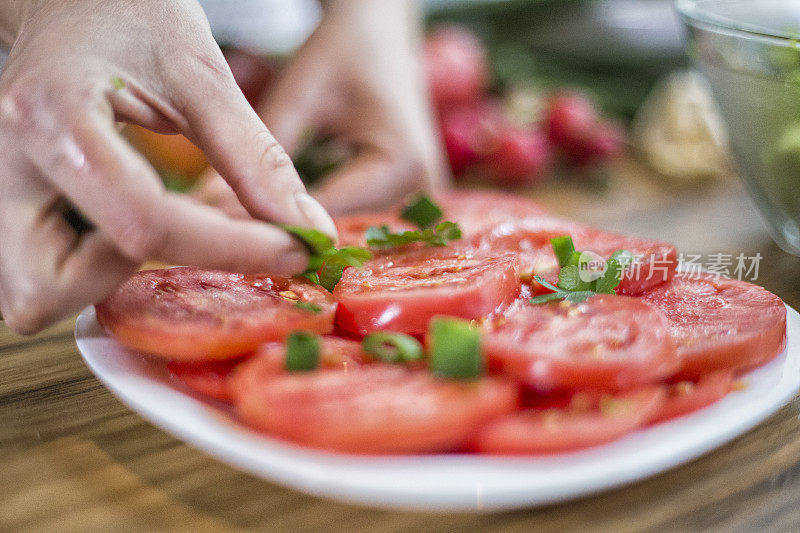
top-left (677, 0), bottom-right (800, 254)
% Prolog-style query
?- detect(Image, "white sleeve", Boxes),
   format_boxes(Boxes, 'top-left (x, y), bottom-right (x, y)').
top-left (198, 0), bottom-right (321, 54)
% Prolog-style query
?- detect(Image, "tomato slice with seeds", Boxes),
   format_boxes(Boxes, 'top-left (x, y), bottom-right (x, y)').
top-left (641, 272), bottom-right (786, 377)
top-left (96, 267), bottom-right (337, 361)
top-left (650, 371), bottom-right (734, 424)
top-left (471, 386), bottom-right (665, 454)
top-left (333, 248), bottom-right (520, 336)
top-left (432, 189), bottom-right (550, 237)
top-left (483, 294), bottom-right (680, 391)
top-left (335, 212), bottom-right (416, 248)
top-left (167, 358), bottom-right (245, 402)
top-left (230, 338), bottom-right (519, 454)
top-left (473, 220), bottom-right (677, 295)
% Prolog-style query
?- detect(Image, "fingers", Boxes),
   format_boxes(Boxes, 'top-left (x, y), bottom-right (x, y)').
top-left (0, 172), bottom-right (137, 334)
top-left (311, 147), bottom-right (428, 215)
top-left (256, 59), bottom-right (330, 157)
top-left (19, 107), bottom-right (310, 275)
top-left (173, 56), bottom-right (337, 240)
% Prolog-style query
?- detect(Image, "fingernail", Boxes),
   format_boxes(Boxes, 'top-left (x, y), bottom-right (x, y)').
top-left (273, 248), bottom-right (310, 276)
top-left (294, 192), bottom-right (339, 243)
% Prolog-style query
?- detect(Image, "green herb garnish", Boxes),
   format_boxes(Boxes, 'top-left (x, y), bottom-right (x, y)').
top-left (362, 332), bottom-right (423, 363)
top-left (365, 221), bottom-right (462, 248)
top-left (364, 194), bottom-right (462, 249)
top-left (529, 237), bottom-right (633, 305)
top-left (429, 318), bottom-right (483, 380)
top-left (401, 194), bottom-right (443, 229)
top-left (294, 301), bottom-right (322, 314)
top-left (281, 225), bottom-right (372, 291)
top-left (111, 76), bottom-right (126, 90)
top-left (285, 331), bottom-right (321, 372)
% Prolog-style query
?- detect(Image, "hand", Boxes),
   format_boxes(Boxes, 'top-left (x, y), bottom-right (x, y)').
top-left (195, 0), bottom-right (450, 216)
top-left (0, 0), bottom-right (336, 334)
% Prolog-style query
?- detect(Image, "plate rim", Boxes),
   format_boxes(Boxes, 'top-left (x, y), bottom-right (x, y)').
top-left (75, 304), bottom-right (800, 512)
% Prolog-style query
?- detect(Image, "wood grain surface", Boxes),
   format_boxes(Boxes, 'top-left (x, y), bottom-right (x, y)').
top-left (2, 159), bottom-right (800, 532)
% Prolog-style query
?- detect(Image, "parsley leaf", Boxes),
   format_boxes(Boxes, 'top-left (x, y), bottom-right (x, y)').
top-left (529, 236), bottom-right (632, 305)
top-left (401, 194), bottom-right (443, 229)
top-left (280, 225), bottom-right (371, 291)
top-left (366, 221), bottom-right (462, 249)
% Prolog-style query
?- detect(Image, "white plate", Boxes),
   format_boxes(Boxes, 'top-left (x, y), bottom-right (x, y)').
top-left (75, 305), bottom-right (800, 512)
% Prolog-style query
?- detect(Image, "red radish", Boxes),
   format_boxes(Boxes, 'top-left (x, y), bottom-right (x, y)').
top-left (577, 120), bottom-right (626, 164)
top-left (487, 127), bottom-right (551, 185)
top-left (545, 91), bottom-right (598, 152)
top-left (425, 25), bottom-right (489, 107)
top-left (440, 102), bottom-right (503, 175)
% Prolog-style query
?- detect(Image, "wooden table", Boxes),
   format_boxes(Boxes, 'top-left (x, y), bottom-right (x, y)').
top-left (2, 158), bottom-right (800, 532)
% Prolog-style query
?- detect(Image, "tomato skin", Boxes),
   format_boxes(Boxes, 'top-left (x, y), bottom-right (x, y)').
top-left (424, 25), bottom-right (488, 107)
top-left (650, 371), bottom-right (733, 424)
top-left (333, 249), bottom-right (520, 336)
top-left (483, 294), bottom-right (680, 391)
top-left (231, 340), bottom-right (519, 454)
top-left (96, 267), bottom-right (337, 361)
top-left (641, 272), bottom-right (787, 378)
top-left (472, 219), bottom-right (677, 295)
top-left (433, 189), bottom-right (550, 238)
top-left (334, 212), bottom-right (415, 248)
top-left (167, 359), bottom-right (245, 403)
top-left (471, 386), bottom-right (665, 454)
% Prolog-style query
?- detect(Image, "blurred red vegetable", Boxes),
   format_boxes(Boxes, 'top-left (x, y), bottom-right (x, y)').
top-left (424, 25), bottom-right (489, 108)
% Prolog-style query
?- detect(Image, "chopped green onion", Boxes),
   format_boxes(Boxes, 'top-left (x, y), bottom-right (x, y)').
top-left (294, 301), bottom-right (322, 314)
top-left (111, 76), bottom-right (126, 90)
top-left (285, 331), bottom-right (320, 372)
top-left (429, 318), bottom-right (483, 380)
top-left (550, 236), bottom-right (578, 268)
top-left (401, 194), bottom-right (443, 229)
top-left (362, 332), bottom-right (423, 363)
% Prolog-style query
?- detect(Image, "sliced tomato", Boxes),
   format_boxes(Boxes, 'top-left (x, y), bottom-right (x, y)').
top-left (470, 217), bottom-right (582, 279)
top-left (650, 371), bottom-right (734, 424)
top-left (473, 220), bottom-right (677, 295)
top-left (432, 189), bottom-right (550, 237)
top-left (471, 386), bottom-right (665, 454)
top-left (333, 248), bottom-right (520, 336)
top-left (96, 267), bottom-right (337, 361)
top-left (573, 227), bottom-right (677, 295)
top-left (334, 212), bottom-right (416, 248)
top-left (230, 337), bottom-right (368, 383)
top-left (641, 272), bottom-right (787, 377)
top-left (167, 358), bottom-right (245, 402)
top-left (483, 294), bottom-right (679, 390)
top-left (231, 339), bottom-right (519, 454)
